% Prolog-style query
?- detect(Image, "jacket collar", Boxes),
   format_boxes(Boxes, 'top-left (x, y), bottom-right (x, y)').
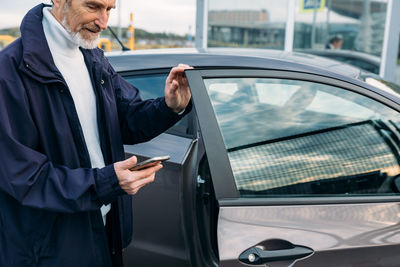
top-left (19, 4), bottom-right (62, 83)
top-left (19, 4), bottom-right (104, 84)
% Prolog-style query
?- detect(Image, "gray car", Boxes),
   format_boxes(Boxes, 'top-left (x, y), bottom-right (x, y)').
top-left (107, 48), bottom-right (400, 267)
top-left (295, 49), bottom-right (381, 75)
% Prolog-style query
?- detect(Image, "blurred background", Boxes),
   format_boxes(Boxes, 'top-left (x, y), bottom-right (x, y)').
top-left (0, 0), bottom-right (196, 50)
top-left (0, 0), bottom-right (399, 84)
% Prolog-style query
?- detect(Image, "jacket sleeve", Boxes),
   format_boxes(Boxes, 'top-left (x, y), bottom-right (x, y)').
top-left (0, 78), bottom-right (125, 213)
top-left (109, 63), bottom-right (191, 144)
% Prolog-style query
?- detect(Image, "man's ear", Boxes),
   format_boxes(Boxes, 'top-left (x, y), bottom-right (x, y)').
top-left (50, 0), bottom-right (66, 23)
top-left (52, 0), bottom-right (69, 10)
top-left (52, 0), bottom-right (61, 7)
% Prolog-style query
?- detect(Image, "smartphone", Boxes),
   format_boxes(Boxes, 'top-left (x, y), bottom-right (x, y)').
top-left (130, 155), bottom-right (170, 171)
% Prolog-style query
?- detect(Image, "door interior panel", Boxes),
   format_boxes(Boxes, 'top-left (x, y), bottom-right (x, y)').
top-left (122, 133), bottom-right (196, 267)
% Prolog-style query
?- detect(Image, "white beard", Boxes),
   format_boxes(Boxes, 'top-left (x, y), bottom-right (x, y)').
top-left (61, 18), bottom-right (100, 49)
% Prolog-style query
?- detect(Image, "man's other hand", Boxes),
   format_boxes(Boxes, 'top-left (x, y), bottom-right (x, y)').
top-left (114, 156), bottom-right (162, 195)
top-left (165, 64), bottom-right (193, 113)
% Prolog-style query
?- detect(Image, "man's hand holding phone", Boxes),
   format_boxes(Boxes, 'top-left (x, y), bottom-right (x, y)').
top-left (129, 155), bottom-right (170, 171)
top-left (114, 155), bottom-right (169, 195)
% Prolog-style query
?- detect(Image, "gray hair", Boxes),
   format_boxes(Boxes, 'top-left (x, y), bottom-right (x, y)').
top-left (51, 0), bottom-right (70, 4)
top-left (329, 35), bottom-right (343, 44)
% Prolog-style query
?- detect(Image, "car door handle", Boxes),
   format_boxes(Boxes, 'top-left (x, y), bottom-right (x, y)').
top-left (239, 244), bottom-right (314, 265)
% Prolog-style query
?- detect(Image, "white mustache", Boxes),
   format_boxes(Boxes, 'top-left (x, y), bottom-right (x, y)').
top-left (84, 25), bottom-right (102, 33)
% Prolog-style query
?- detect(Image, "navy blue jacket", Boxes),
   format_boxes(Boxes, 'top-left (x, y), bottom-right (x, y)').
top-left (0, 4), bottom-right (186, 267)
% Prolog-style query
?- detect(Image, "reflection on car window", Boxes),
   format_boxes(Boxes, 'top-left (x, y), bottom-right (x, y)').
top-left (255, 83), bottom-right (300, 106)
top-left (254, 82), bottom-right (373, 119)
top-left (209, 83), bottom-right (238, 96)
top-left (364, 77), bottom-right (400, 98)
top-left (307, 91), bottom-right (374, 118)
top-left (204, 78), bottom-right (400, 197)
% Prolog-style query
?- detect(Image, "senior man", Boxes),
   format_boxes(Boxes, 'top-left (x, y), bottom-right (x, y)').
top-left (0, 0), bottom-right (192, 266)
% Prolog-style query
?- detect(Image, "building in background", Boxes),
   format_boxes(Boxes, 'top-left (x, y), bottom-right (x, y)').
top-left (208, 10), bottom-right (287, 49)
top-left (207, 0), bottom-right (387, 56)
top-left (198, 0), bottom-right (399, 84)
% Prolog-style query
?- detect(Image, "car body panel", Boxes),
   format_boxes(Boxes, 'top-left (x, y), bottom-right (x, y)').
top-left (218, 204), bottom-right (400, 266)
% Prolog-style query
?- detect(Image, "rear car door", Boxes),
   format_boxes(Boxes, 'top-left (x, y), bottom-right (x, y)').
top-left (186, 69), bottom-right (400, 267)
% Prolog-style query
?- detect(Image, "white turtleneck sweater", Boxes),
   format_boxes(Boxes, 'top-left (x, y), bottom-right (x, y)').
top-left (42, 7), bottom-right (111, 224)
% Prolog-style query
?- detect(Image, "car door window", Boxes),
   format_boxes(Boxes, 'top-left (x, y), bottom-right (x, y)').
top-left (125, 74), bottom-right (168, 100)
top-left (203, 78), bottom-right (400, 197)
top-left (124, 73), bottom-right (192, 136)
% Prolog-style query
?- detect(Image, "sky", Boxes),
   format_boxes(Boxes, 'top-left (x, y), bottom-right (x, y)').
top-left (0, 0), bottom-right (370, 35)
top-left (0, 0), bottom-right (196, 35)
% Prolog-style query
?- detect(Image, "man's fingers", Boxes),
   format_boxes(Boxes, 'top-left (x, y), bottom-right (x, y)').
top-left (168, 80), bottom-right (180, 92)
top-left (115, 155), bottom-right (137, 170)
top-left (122, 174), bottom-right (156, 194)
top-left (167, 68), bottom-right (184, 81)
top-left (165, 63), bottom-right (193, 113)
top-left (119, 163), bottom-right (162, 185)
top-left (134, 163), bottom-right (163, 178)
top-left (177, 63), bottom-right (193, 70)
top-left (167, 64), bottom-right (192, 87)
top-left (120, 165), bottom-right (162, 194)
top-left (168, 64), bottom-right (193, 79)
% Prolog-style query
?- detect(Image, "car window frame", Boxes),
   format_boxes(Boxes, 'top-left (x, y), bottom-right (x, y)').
top-left (185, 68), bottom-right (400, 205)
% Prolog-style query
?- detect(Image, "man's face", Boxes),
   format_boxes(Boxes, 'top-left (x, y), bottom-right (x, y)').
top-left (333, 40), bottom-right (343, 49)
top-left (52, 0), bottom-right (116, 48)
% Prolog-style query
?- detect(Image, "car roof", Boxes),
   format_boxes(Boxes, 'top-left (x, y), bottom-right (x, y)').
top-left (106, 47), bottom-right (363, 80)
top-left (296, 48), bottom-right (381, 65)
top-left (105, 47), bottom-right (400, 103)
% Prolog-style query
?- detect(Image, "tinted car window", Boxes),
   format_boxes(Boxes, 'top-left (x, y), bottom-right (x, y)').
top-left (125, 74), bottom-right (191, 136)
top-left (125, 74), bottom-right (167, 100)
top-left (204, 78), bottom-right (400, 197)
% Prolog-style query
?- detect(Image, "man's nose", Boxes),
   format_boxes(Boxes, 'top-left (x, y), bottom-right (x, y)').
top-left (95, 11), bottom-right (109, 31)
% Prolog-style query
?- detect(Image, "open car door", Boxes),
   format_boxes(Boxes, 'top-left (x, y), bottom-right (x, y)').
top-left (186, 69), bottom-right (400, 267)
